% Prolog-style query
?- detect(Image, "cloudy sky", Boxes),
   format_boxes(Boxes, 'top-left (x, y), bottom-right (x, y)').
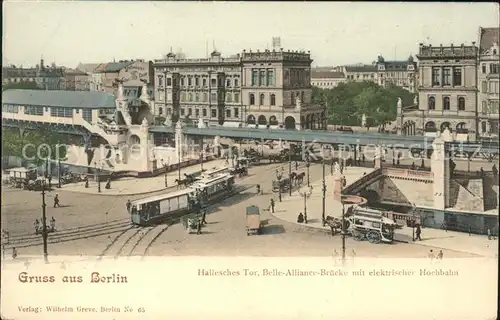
top-left (2, 2), bottom-right (499, 68)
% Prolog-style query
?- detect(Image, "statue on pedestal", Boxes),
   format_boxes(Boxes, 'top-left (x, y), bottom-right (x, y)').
top-left (164, 116), bottom-right (172, 127)
top-left (413, 95), bottom-right (418, 106)
top-left (198, 118), bottom-right (206, 128)
top-left (397, 97), bottom-right (402, 110)
top-left (141, 117), bottom-right (149, 127)
top-left (441, 127), bottom-right (453, 142)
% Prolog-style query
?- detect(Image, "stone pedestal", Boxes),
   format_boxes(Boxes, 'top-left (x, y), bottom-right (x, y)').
top-left (374, 146), bottom-right (382, 169)
top-left (333, 173), bottom-right (345, 202)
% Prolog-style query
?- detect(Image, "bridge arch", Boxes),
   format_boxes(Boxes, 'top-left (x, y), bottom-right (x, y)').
top-left (359, 189), bottom-right (380, 205)
top-left (129, 134), bottom-right (141, 145)
top-left (284, 116), bottom-right (296, 130)
top-left (247, 115), bottom-right (256, 124)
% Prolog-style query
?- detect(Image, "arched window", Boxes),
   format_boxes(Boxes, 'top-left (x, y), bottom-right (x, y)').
top-left (428, 96), bottom-right (435, 110)
top-left (188, 93), bottom-right (193, 102)
top-left (158, 107), bottom-right (163, 115)
top-left (259, 94), bottom-right (265, 105)
top-left (203, 93), bottom-right (208, 102)
top-left (195, 93), bottom-right (199, 102)
top-left (249, 93), bottom-right (255, 105)
top-left (270, 94), bottom-right (276, 106)
top-left (291, 92), bottom-right (295, 105)
top-left (458, 97), bottom-right (465, 111)
top-left (443, 96), bottom-right (450, 110)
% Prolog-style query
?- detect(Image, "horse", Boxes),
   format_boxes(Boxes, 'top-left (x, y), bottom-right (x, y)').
top-left (175, 179), bottom-right (190, 189)
top-left (295, 172), bottom-right (305, 186)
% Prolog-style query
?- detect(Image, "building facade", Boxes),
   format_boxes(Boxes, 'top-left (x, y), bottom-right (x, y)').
top-left (153, 49), bottom-right (326, 130)
top-left (477, 27), bottom-right (500, 140)
top-left (311, 71), bottom-right (346, 89)
top-left (376, 55), bottom-right (418, 93)
top-left (63, 69), bottom-right (91, 91)
top-left (90, 60), bottom-right (153, 94)
top-left (343, 64), bottom-right (378, 82)
top-left (2, 66), bottom-right (37, 86)
top-left (399, 43), bottom-right (479, 141)
top-left (2, 59), bottom-right (64, 90)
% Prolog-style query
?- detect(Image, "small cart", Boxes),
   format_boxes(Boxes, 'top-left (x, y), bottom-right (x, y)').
top-left (246, 205), bottom-right (261, 236)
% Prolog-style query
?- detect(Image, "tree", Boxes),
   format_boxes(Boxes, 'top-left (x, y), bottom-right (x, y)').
top-left (2, 81), bottom-right (41, 91)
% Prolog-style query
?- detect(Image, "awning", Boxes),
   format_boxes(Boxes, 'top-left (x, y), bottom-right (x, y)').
top-left (223, 122), bottom-right (242, 128)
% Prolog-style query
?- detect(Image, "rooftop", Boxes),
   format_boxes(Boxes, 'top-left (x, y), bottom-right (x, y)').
top-left (94, 61), bottom-right (134, 73)
top-left (2, 89), bottom-right (117, 109)
top-left (344, 65), bottom-right (377, 73)
top-left (479, 27), bottom-right (500, 54)
top-left (417, 44), bottom-right (478, 59)
top-left (311, 71), bottom-right (345, 79)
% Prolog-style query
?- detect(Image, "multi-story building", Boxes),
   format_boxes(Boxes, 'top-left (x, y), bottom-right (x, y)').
top-left (63, 69), bottom-right (91, 91)
top-left (477, 27), bottom-right (500, 140)
top-left (343, 64), bottom-right (378, 83)
top-left (398, 43), bottom-right (479, 141)
top-left (2, 66), bottom-right (37, 86)
top-left (90, 60), bottom-right (153, 93)
top-left (376, 55), bottom-right (418, 93)
top-left (311, 71), bottom-right (346, 89)
top-left (153, 49), bottom-right (326, 130)
top-left (2, 59), bottom-right (64, 90)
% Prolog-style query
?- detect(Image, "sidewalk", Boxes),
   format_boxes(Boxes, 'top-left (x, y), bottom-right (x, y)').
top-left (271, 166), bottom-right (498, 257)
top-left (58, 159), bottom-right (228, 196)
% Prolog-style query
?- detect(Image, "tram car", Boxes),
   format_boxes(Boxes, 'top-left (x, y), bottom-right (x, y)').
top-left (130, 173), bottom-right (236, 226)
top-left (346, 207), bottom-right (397, 244)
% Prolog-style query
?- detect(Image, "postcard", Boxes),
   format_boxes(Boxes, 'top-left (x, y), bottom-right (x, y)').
top-left (1, 1), bottom-right (499, 319)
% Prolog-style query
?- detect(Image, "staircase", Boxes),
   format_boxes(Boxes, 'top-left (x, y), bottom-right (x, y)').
top-left (76, 118), bottom-right (122, 146)
top-left (342, 168), bottom-right (383, 195)
top-left (452, 179), bottom-right (484, 212)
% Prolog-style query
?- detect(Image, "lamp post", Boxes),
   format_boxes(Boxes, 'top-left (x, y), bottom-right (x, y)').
top-left (322, 160), bottom-right (326, 226)
top-left (341, 201), bottom-right (346, 261)
top-left (57, 156), bottom-right (61, 189)
top-left (40, 180), bottom-right (49, 263)
top-left (276, 170), bottom-right (282, 202)
top-left (161, 159), bottom-right (168, 187)
top-left (288, 148), bottom-right (292, 196)
top-left (178, 145), bottom-right (182, 189)
top-left (305, 152), bottom-right (310, 187)
top-left (200, 138), bottom-right (204, 171)
top-left (412, 202), bottom-right (416, 241)
top-left (300, 187), bottom-right (312, 224)
top-left (94, 161), bottom-right (101, 193)
top-left (330, 158), bottom-right (334, 175)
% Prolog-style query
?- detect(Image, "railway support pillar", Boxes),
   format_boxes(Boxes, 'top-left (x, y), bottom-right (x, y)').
top-left (175, 121), bottom-right (184, 163)
top-left (431, 137), bottom-right (450, 209)
top-left (374, 145), bottom-right (382, 169)
top-left (332, 173), bottom-right (344, 202)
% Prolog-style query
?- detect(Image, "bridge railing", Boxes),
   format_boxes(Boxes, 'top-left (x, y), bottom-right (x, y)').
top-left (382, 168), bottom-right (434, 181)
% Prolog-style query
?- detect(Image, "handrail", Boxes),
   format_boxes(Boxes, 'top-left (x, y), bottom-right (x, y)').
top-left (342, 168), bottom-right (383, 194)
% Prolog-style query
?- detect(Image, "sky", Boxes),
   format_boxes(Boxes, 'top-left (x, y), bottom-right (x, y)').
top-left (2, 2), bottom-right (499, 69)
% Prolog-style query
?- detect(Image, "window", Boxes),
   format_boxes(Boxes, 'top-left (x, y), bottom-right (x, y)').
top-left (158, 107), bottom-right (163, 115)
top-left (494, 49), bottom-right (498, 55)
top-left (195, 109), bottom-right (199, 117)
top-left (489, 81), bottom-right (499, 94)
top-left (188, 93), bottom-right (193, 102)
top-left (443, 96), bottom-right (450, 110)
top-left (158, 78), bottom-right (163, 86)
top-left (428, 96), bottom-right (436, 110)
top-left (167, 108), bottom-right (172, 115)
top-left (188, 108), bottom-right (192, 116)
top-left (195, 77), bottom-right (199, 86)
top-left (211, 109), bottom-right (217, 118)
top-left (226, 79), bottom-right (231, 87)
top-left (82, 109), bottom-right (93, 122)
top-left (482, 81), bottom-right (488, 93)
top-left (226, 109), bottom-right (231, 118)
top-left (167, 78), bottom-right (172, 86)
top-left (180, 108), bottom-right (185, 116)
top-left (259, 94), bottom-right (265, 105)
top-left (249, 93), bottom-right (255, 105)
top-left (180, 78), bottom-right (185, 86)
top-left (227, 93), bottom-right (232, 102)
top-left (203, 93), bottom-right (208, 102)
top-left (291, 92), bottom-right (295, 104)
top-left (25, 105), bottom-right (44, 116)
top-left (270, 94), bottom-right (276, 106)
top-left (188, 77), bottom-right (192, 86)
top-left (432, 67), bottom-right (440, 86)
top-left (481, 121), bottom-right (487, 133)
top-left (180, 92), bottom-right (186, 101)
top-left (203, 108), bottom-right (207, 117)
top-left (453, 68), bottom-right (462, 86)
top-left (252, 70), bottom-right (258, 86)
top-left (234, 93), bottom-right (240, 102)
top-left (490, 64), bottom-right (499, 74)
top-left (482, 64), bottom-right (487, 73)
top-left (203, 78), bottom-right (207, 86)
top-left (211, 93), bottom-right (217, 101)
top-left (443, 68), bottom-right (451, 86)
top-left (234, 108), bottom-right (239, 118)
top-left (267, 70), bottom-right (275, 86)
top-left (259, 70), bottom-right (265, 86)
top-left (458, 97), bottom-right (465, 111)
top-left (211, 78), bottom-right (216, 86)
top-left (195, 93), bottom-right (200, 102)
top-left (234, 79), bottom-right (239, 87)
top-left (301, 91), bottom-right (305, 102)
top-left (482, 101), bottom-right (488, 114)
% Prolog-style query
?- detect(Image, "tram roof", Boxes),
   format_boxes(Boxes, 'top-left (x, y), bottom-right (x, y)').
top-left (131, 189), bottom-right (192, 206)
top-left (2, 89), bottom-right (117, 109)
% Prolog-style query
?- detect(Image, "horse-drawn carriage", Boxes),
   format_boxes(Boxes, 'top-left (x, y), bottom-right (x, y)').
top-left (246, 205), bottom-right (261, 236)
top-left (272, 177), bottom-right (291, 192)
top-left (346, 207), bottom-right (397, 244)
top-left (9, 167), bottom-right (37, 189)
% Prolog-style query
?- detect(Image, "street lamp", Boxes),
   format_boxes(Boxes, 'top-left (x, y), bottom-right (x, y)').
top-left (275, 170), bottom-right (282, 202)
top-left (412, 202), bottom-right (416, 241)
top-left (94, 161), bottom-right (101, 193)
top-left (300, 187), bottom-right (312, 224)
top-left (57, 155), bottom-right (62, 188)
top-left (288, 148), bottom-right (292, 196)
top-left (200, 138), bottom-right (204, 171)
top-left (341, 201), bottom-right (346, 261)
top-left (305, 152), bottom-right (310, 187)
top-left (40, 180), bottom-right (49, 263)
top-left (322, 160), bottom-right (326, 226)
top-left (161, 159), bottom-right (168, 187)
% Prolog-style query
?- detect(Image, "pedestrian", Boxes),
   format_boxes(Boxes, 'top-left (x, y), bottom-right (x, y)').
top-left (420, 158), bottom-right (425, 169)
top-left (297, 212), bottom-right (304, 223)
top-left (270, 198), bottom-right (275, 213)
top-left (396, 159), bottom-right (400, 166)
top-left (295, 161), bottom-right (298, 171)
top-left (50, 217), bottom-right (56, 232)
top-left (196, 220), bottom-right (202, 235)
top-left (428, 250), bottom-right (434, 260)
top-left (126, 200), bottom-right (131, 213)
top-left (437, 250), bottom-right (443, 260)
top-left (411, 162), bottom-right (416, 170)
top-left (487, 228), bottom-right (492, 240)
top-left (53, 194), bottom-right (60, 208)
top-left (84, 177), bottom-right (89, 188)
top-left (12, 247), bottom-right (17, 259)
top-left (415, 224), bottom-right (422, 241)
top-left (48, 175), bottom-right (52, 188)
top-left (34, 219), bottom-right (40, 234)
top-left (492, 164), bottom-right (498, 178)
top-left (201, 209), bottom-right (207, 225)
top-left (480, 166), bottom-right (484, 178)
